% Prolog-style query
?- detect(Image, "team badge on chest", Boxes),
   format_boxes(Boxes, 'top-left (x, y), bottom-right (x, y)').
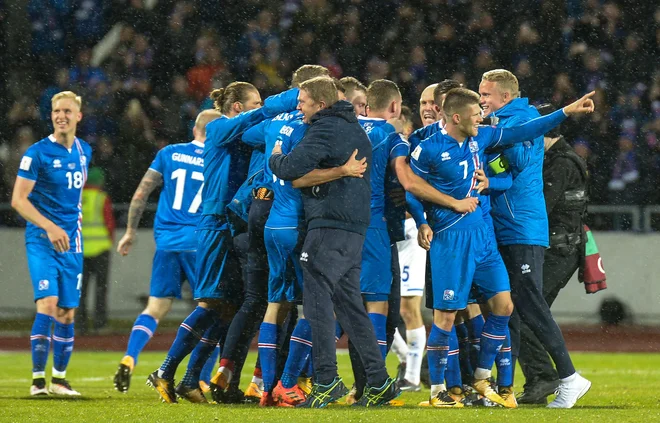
top-left (469, 140), bottom-right (479, 153)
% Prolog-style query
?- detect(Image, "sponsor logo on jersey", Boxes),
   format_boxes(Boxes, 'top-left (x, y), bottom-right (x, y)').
top-left (441, 152), bottom-right (451, 161)
top-left (53, 159), bottom-right (62, 168)
top-left (300, 252), bottom-right (308, 262)
top-left (68, 162), bottom-right (76, 169)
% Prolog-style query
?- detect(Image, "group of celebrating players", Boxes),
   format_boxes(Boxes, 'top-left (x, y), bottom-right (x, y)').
top-left (15, 62), bottom-right (595, 409)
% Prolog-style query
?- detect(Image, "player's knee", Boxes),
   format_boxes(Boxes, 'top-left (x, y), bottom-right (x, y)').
top-left (54, 307), bottom-right (75, 324)
top-left (143, 297), bottom-right (172, 320)
top-left (36, 297), bottom-right (58, 317)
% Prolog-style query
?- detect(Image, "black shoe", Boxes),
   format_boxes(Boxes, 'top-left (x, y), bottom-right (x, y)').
top-left (396, 378), bottom-right (421, 392)
top-left (518, 379), bottom-right (559, 404)
top-left (113, 363), bottom-right (132, 393)
top-left (221, 386), bottom-right (246, 404)
top-left (175, 383), bottom-right (208, 403)
top-left (354, 377), bottom-right (401, 407)
top-left (146, 370), bottom-right (177, 403)
top-left (296, 377), bottom-right (349, 408)
top-left (395, 362), bottom-right (406, 383)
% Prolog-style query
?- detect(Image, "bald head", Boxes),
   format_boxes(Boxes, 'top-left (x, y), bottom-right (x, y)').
top-left (419, 83), bottom-right (439, 126)
top-left (194, 109), bottom-right (223, 142)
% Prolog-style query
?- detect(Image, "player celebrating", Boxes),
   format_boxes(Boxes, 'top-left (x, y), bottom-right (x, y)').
top-left (408, 88), bottom-right (595, 407)
top-left (12, 91), bottom-right (92, 396)
top-left (112, 110), bottom-right (222, 397)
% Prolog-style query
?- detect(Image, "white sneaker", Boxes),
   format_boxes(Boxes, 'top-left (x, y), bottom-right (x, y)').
top-left (30, 383), bottom-right (48, 396)
top-left (547, 373), bottom-right (591, 409)
top-left (49, 379), bottom-right (82, 396)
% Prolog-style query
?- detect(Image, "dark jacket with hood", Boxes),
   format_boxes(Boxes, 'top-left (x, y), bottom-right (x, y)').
top-left (269, 100), bottom-right (372, 235)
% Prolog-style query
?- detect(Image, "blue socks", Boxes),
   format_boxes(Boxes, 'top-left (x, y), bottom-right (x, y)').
top-left (30, 313), bottom-right (52, 378)
top-left (126, 314), bottom-right (158, 365)
top-left (476, 314), bottom-right (509, 375)
top-left (496, 326), bottom-right (513, 387)
top-left (181, 320), bottom-right (228, 388)
top-left (159, 306), bottom-right (217, 380)
top-left (427, 325), bottom-right (451, 386)
top-left (257, 322), bottom-right (280, 393)
top-left (469, 315), bottom-right (485, 371)
top-left (445, 326), bottom-right (462, 389)
top-left (200, 345), bottom-right (221, 386)
top-left (282, 318), bottom-right (312, 389)
top-left (52, 321), bottom-right (74, 377)
top-left (368, 313), bottom-right (387, 359)
top-left (455, 322), bottom-right (473, 383)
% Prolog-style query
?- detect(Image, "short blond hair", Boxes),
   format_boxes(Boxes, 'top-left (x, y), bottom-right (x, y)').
top-left (51, 91), bottom-right (82, 109)
top-left (367, 79), bottom-right (401, 112)
top-left (443, 88), bottom-right (480, 116)
top-left (299, 77), bottom-right (338, 107)
top-left (195, 110), bottom-right (223, 136)
top-left (481, 69), bottom-right (520, 98)
top-left (291, 65), bottom-right (330, 88)
top-left (340, 76), bottom-right (367, 100)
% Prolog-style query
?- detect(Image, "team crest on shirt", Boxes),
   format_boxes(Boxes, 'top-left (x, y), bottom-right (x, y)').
top-left (443, 289), bottom-right (454, 301)
top-left (68, 162), bottom-right (76, 169)
top-left (38, 280), bottom-right (49, 291)
top-left (469, 140), bottom-right (479, 153)
top-left (53, 159), bottom-right (62, 168)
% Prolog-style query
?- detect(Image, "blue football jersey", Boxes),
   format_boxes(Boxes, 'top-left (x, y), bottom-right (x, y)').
top-left (17, 135), bottom-right (92, 252)
top-left (359, 117), bottom-right (409, 229)
top-left (242, 111), bottom-right (303, 191)
top-left (201, 88), bottom-right (299, 224)
top-left (410, 127), bottom-right (506, 232)
top-left (408, 120), bottom-right (443, 151)
top-left (266, 118), bottom-right (309, 229)
top-left (149, 140), bottom-right (205, 251)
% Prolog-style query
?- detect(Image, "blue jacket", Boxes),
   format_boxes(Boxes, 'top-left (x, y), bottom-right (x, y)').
top-left (489, 97), bottom-right (549, 247)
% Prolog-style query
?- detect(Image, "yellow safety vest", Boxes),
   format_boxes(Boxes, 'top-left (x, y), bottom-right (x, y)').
top-left (81, 188), bottom-right (113, 257)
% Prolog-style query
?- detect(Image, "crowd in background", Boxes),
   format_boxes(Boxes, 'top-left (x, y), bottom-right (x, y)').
top-left (0, 0), bottom-right (658, 227)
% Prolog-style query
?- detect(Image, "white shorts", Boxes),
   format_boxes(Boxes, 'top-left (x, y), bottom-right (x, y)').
top-left (396, 218), bottom-right (427, 297)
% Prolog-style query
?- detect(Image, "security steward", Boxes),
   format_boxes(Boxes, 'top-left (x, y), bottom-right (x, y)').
top-left (517, 104), bottom-right (589, 404)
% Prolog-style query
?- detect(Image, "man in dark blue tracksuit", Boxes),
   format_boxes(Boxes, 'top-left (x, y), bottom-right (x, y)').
top-left (270, 77), bottom-right (398, 408)
top-left (481, 69), bottom-right (590, 408)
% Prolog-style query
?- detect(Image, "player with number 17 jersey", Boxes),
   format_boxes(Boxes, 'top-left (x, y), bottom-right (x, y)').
top-left (149, 141), bottom-right (205, 252)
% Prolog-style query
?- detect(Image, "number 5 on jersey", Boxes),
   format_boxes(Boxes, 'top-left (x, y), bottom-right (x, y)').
top-left (171, 168), bottom-right (204, 213)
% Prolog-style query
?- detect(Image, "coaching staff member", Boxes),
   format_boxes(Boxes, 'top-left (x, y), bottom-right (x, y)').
top-left (270, 76), bottom-right (397, 408)
top-left (517, 103), bottom-right (589, 404)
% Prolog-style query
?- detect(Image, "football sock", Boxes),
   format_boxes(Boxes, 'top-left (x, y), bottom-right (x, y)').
top-left (30, 313), bottom-right (52, 379)
top-left (468, 314), bottom-right (485, 371)
top-left (427, 325), bottom-right (451, 386)
top-left (496, 326), bottom-right (513, 388)
top-left (390, 328), bottom-right (408, 363)
top-left (368, 313), bottom-right (387, 358)
top-left (181, 320), bottom-right (227, 388)
top-left (445, 326), bottom-right (462, 389)
top-left (257, 322), bottom-right (280, 393)
top-left (125, 314), bottom-right (158, 365)
top-left (159, 306), bottom-right (216, 380)
top-left (475, 314), bottom-right (509, 378)
top-left (281, 318), bottom-right (312, 389)
top-left (455, 321), bottom-right (473, 383)
top-left (52, 321), bottom-right (74, 378)
top-left (404, 326), bottom-right (426, 385)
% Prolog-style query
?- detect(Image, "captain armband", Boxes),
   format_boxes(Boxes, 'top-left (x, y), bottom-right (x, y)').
top-left (488, 155), bottom-right (509, 175)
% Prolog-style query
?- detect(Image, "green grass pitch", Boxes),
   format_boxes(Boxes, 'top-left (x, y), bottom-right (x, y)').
top-left (0, 351), bottom-right (659, 422)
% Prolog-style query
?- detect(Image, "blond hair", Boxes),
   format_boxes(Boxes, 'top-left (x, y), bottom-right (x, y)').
top-left (51, 91), bottom-right (82, 109)
top-left (210, 82), bottom-right (258, 114)
top-left (366, 79), bottom-right (401, 112)
top-left (443, 88), bottom-right (480, 116)
top-left (194, 110), bottom-right (223, 136)
top-left (291, 65), bottom-right (330, 88)
top-left (299, 77), bottom-right (338, 107)
top-left (340, 76), bottom-right (367, 101)
top-left (481, 69), bottom-right (520, 98)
